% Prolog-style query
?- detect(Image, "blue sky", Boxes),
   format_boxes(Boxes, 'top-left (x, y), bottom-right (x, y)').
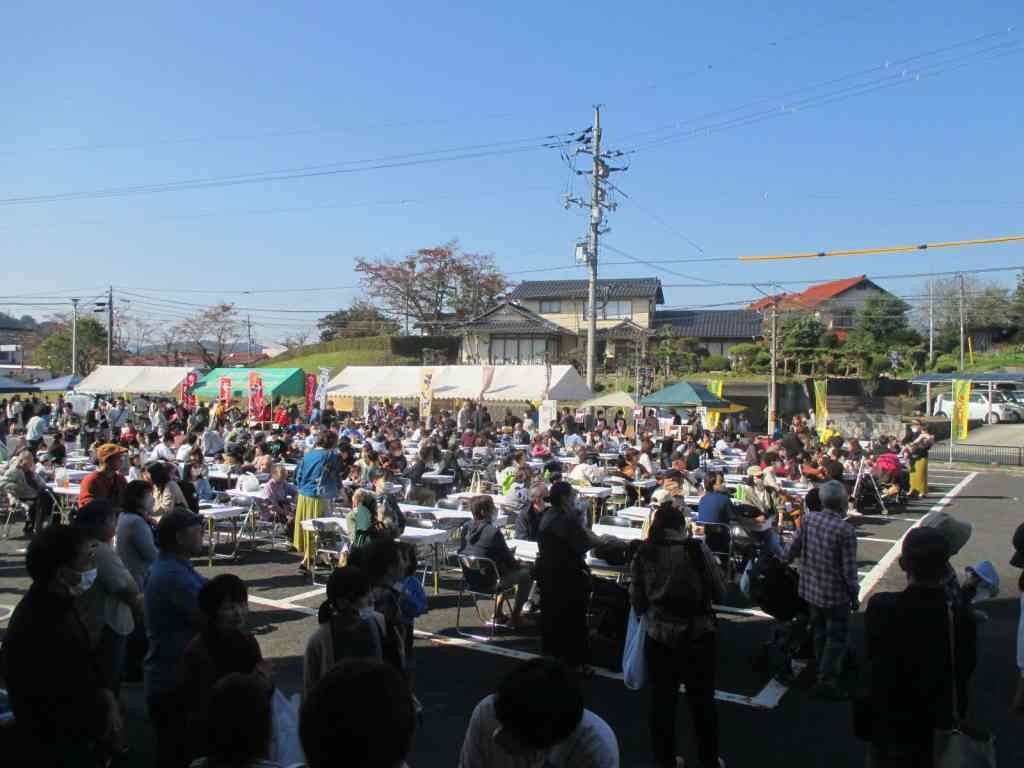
top-left (2, 2), bottom-right (1022, 341)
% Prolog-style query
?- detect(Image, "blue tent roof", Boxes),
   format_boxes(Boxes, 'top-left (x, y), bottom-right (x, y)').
top-left (35, 374), bottom-right (83, 392)
top-left (910, 372), bottom-right (1024, 384)
top-left (0, 375), bottom-right (38, 393)
top-left (640, 381), bottom-right (730, 408)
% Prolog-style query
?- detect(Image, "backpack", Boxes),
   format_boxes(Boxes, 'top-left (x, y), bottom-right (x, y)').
top-left (649, 538), bottom-right (714, 620)
top-left (591, 538), bottom-right (641, 566)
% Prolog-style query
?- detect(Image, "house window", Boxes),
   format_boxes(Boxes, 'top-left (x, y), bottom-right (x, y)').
top-left (538, 300), bottom-right (561, 314)
top-left (489, 336), bottom-right (552, 364)
top-left (581, 300), bottom-right (632, 320)
top-left (832, 310), bottom-right (855, 329)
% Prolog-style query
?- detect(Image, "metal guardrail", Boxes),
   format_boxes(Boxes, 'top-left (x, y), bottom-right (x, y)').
top-left (945, 443), bottom-right (1023, 466)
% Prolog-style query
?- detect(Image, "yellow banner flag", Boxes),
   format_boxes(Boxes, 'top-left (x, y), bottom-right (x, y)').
top-left (952, 379), bottom-right (971, 441)
top-left (705, 380), bottom-right (723, 429)
top-left (813, 380), bottom-right (828, 434)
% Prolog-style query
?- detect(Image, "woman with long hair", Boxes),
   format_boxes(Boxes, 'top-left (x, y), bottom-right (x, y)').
top-left (147, 461), bottom-right (188, 518)
top-left (631, 501), bottom-right (726, 768)
top-left (293, 430), bottom-right (343, 573)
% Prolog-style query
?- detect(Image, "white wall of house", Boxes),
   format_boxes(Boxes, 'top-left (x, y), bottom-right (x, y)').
top-left (813, 283), bottom-right (887, 330)
top-left (519, 297), bottom-right (655, 332)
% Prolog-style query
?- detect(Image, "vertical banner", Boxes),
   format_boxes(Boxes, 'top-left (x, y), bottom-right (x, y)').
top-left (705, 379), bottom-right (723, 430)
top-left (316, 367), bottom-right (330, 410)
top-left (479, 365), bottom-right (495, 402)
top-left (419, 367), bottom-right (434, 425)
top-left (541, 360), bottom-right (552, 401)
top-left (813, 380), bottom-right (829, 435)
top-left (539, 399), bottom-right (557, 431)
top-left (304, 373), bottom-right (317, 418)
top-left (180, 370), bottom-right (199, 410)
top-left (218, 376), bottom-right (233, 406)
top-left (247, 371), bottom-right (264, 421)
top-left (952, 379), bottom-right (971, 441)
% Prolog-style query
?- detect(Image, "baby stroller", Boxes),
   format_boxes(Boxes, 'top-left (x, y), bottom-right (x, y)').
top-left (745, 550), bottom-right (812, 684)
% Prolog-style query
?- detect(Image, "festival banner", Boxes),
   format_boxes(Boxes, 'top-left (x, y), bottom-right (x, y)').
top-left (304, 373), bottom-right (317, 417)
top-left (419, 367), bottom-right (434, 425)
top-left (479, 365), bottom-right (495, 402)
top-left (541, 360), bottom-right (552, 401)
top-left (813, 380), bottom-right (829, 435)
top-left (316, 367), bottom-right (330, 410)
top-left (538, 399), bottom-right (557, 431)
top-left (247, 371), bottom-right (264, 421)
top-left (952, 379), bottom-right (971, 441)
top-left (218, 376), bottom-right (233, 406)
top-left (180, 370), bottom-right (199, 410)
top-left (705, 379), bottom-right (723, 430)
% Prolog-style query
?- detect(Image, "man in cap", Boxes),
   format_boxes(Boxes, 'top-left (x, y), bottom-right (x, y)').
top-left (784, 479), bottom-right (858, 700)
top-left (79, 442), bottom-right (128, 508)
top-left (144, 511), bottom-right (207, 768)
top-left (864, 527), bottom-right (977, 766)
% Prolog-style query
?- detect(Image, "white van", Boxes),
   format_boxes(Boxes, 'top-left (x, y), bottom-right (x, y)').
top-left (934, 391), bottom-right (1024, 424)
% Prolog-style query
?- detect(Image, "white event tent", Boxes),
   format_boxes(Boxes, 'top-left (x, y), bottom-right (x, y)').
top-left (326, 365), bottom-right (592, 412)
top-left (75, 365), bottom-right (197, 395)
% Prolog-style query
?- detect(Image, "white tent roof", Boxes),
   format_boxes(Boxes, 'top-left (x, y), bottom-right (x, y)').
top-left (75, 365), bottom-right (197, 395)
top-left (579, 390), bottom-right (637, 410)
top-left (326, 365), bottom-right (593, 403)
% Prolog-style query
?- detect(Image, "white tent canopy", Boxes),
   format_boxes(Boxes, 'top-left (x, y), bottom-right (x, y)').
top-left (75, 365), bottom-right (197, 395)
top-left (579, 390), bottom-right (637, 410)
top-left (326, 365), bottom-right (593, 403)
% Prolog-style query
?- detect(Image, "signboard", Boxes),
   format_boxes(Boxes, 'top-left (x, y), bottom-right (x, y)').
top-left (316, 367), bottom-right (330, 410)
top-left (218, 376), bottom-right (233, 406)
top-left (419, 367), bottom-right (434, 425)
top-left (247, 371), bottom-right (264, 421)
top-left (952, 379), bottom-right (971, 441)
top-left (538, 399), bottom-right (557, 431)
top-left (180, 370), bottom-right (198, 410)
top-left (304, 373), bottom-right (317, 418)
top-left (705, 379), bottom-right (723, 430)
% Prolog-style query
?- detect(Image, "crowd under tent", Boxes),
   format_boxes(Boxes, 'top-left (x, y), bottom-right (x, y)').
top-left (325, 364), bottom-right (593, 419)
top-left (74, 365), bottom-right (197, 395)
top-left (0, 375), bottom-right (38, 394)
top-left (191, 368), bottom-right (307, 401)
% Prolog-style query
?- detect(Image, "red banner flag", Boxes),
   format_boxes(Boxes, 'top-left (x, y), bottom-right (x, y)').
top-left (180, 370), bottom-right (199, 410)
top-left (305, 373), bottom-right (317, 418)
top-left (218, 376), bottom-right (233, 406)
top-left (247, 371), bottom-right (264, 421)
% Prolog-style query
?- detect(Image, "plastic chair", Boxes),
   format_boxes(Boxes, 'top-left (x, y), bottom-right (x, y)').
top-left (455, 555), bottom-right (518, 640)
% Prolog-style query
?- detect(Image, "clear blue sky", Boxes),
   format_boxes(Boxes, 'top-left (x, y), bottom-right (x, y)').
top-left (2, 2), bottom-right (1022, 342)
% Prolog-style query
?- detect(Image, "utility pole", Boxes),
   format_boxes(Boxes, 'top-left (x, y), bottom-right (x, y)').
top-left (768, 301), bottom-right (778, 436)
top-left (70, 298), bottom-right (79, 376)
top-left (563, 105), bottom-right (623, 391)
top-left (247, 315), bottom-right (253, 358)
top-left (106, 286), bottom-right (113, 365)
top-left (958, 273), bottom-right (966, 370)
top-left (928, 280), bottom-right (934, 359)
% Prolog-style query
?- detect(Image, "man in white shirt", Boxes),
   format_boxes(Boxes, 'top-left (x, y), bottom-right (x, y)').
top-left (202, 426), bottom-right (225, 457)
top-left (25, 406), bottom-right (50, 452)
top-left (459, 658), bottom-right (619, 768)
top-left (151, 433), bottom-right (177, 463)
top-left (107, 399), bottom-right (128, 430)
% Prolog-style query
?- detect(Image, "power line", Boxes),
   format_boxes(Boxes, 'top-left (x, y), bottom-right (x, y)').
top-left (736, 234), bottom-right (1024, 263)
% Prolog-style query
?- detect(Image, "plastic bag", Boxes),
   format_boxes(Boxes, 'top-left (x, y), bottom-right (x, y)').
top-left (623, 608), bottom-right (648, 690)
top-left (270, 688), bottom-right (305, 767)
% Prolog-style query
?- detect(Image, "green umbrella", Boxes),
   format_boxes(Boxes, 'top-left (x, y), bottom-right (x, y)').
top-left (640, 381), bottom-right (731, 408)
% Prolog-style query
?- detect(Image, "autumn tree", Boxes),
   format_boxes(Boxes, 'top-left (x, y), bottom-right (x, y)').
top-left (33, 317), bottom-right (108, 376)
top-left (316, 300), bottom-right (401, 341)
top-left (177, 303), bottom-right (244, 369)
top-left (354, 241), bottom-right (507, 327)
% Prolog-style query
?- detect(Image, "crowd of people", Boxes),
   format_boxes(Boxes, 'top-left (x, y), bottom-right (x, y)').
top-left (0, 390), bottom-right (1020, 767)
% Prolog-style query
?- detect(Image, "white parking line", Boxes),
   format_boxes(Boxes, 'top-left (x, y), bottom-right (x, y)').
top-left (857, 472), bottom-right (977, 603)
top-left (281, 587), bottom-right (327, 604)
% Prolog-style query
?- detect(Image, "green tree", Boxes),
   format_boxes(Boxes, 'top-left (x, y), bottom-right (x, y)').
top-left (317, 300), bottom-right (400, 341)
top-left (727, 342), bottom-right (762, 373)
top-left (33, 317), bottom-right (108, 376)
top-left (780, 315), bottom-right (827, 350)
top-left (851, 294), bottom-right (910, 345)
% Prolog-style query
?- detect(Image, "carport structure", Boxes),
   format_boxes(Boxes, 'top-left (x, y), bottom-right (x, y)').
top-left (911, 371), bottom-right (1024, 422)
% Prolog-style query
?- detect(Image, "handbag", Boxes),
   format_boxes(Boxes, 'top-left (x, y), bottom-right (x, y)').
top-left (622, 608), bottom-right (648, 690)
top-left (933, 607), bottom-right (996, 768)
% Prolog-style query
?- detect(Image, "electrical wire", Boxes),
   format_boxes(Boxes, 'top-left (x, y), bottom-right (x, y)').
top-left (737, 234), bottom-right (1024, 263)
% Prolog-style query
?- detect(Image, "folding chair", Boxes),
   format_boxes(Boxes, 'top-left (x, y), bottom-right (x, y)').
top-left (3, 492), bottom-right (31, 539)
top-left (455, 555), bottom-right (518, 640)
top-left (311, 520), bottom-right (350, 586)
top-left (699, 522), bottom-right (737, 580)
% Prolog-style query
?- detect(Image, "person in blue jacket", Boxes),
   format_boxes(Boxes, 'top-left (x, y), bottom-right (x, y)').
top-left (293, 431), bottom-right (343, 573)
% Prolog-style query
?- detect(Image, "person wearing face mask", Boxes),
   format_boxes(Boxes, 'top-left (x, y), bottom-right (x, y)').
top-left (1, 524), bottom-right (125, 766)
top-left (458, 657), bottom-right (619, 768)
top-left (144, 510), bottom-right (208, 768)
top-left (179, 574), bottom-right (267, 763)
top-left (304, 566), bottom-right (384, 697)
top-left (73, 500), bottom-right (143, 698)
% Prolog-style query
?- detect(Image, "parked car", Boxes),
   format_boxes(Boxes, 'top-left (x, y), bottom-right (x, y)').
top-left (934, 391), bottom-right (1024, 424)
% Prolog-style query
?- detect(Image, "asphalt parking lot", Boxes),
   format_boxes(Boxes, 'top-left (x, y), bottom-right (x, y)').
top-left (2, 465), bottom-right (1022, 767)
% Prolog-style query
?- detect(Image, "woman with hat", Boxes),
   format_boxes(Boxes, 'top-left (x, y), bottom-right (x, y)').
top-left (79, 443), bottom-right (128, 509)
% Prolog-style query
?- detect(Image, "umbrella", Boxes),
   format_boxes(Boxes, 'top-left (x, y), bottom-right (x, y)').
top-left (640, 381), bottom-right (730, 408)
top-left (0, 375), bottom-right (38, 394)
top-left (579, 390), bottom-right (637, 410)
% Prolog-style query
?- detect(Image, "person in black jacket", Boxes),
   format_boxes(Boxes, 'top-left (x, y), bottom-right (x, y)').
top-left (864, 527), bottom-right (977, 767)
top-left (460, 496), bottom-right (533, 627)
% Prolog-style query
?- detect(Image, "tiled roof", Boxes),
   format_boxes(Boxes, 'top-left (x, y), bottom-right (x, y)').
top-left (653, 309), bottom-right (763, 339)
top-left (746, 276), bottom-right (875, 311)
top-left (595, 320), bottom-right (654, 339)
top-left (509, 278), bottom-right (664, 303)
top-left (457, 300), bottom-right (570, 335)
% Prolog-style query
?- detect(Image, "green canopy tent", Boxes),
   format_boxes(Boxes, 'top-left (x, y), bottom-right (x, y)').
top-left (640, 381), bottom-right (731, 409)
top-left (191, 368), bottom-right (307, 400)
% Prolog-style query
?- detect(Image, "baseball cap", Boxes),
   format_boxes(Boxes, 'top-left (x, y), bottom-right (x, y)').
top-left (156, 510), bottom-right (203, 550)
top-left (966, 560), bottom-right (1000, 599)
top-left (651, 488), bottom-right (673, 506)
top-left (96, 443), bottom-right (127, 464)
top-left (1011, 522), bottom-right (1024, 568)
